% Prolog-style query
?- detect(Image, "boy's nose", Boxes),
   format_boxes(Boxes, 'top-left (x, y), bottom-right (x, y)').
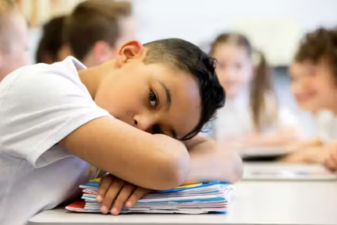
top-left (133, 115), bottom-right (156, 133)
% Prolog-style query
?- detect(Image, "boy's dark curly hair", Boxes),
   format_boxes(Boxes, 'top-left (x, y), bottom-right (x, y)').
top-left (295, 27), bottom-right (337, 77)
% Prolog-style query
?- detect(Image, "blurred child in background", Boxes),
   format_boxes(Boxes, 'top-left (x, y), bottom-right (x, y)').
top-left (281, 28), bottom-right (337, 164)
top-left (0, 0), bottom-right (28, 82)
top-left (36, 15), bottom-right (70, 64)
top-left (210, 33), bottom-right (300, 150)
top-left (63, 0), bottom-right (135, 67)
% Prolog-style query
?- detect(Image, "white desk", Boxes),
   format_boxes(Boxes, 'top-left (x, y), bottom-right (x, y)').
top-left (29, 164), bottom-right (337, 225)
top-left (243, 163), bottom-right (337, 181)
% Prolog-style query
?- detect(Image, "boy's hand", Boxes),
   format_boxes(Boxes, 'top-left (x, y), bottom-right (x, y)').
top-left (323, 142), bottom-right (337, 171)
top-left (96, 174), bottom-right (151, 215)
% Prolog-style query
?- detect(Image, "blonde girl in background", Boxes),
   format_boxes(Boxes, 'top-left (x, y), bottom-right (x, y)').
top-left (210, 33), bottom-right (300, 150)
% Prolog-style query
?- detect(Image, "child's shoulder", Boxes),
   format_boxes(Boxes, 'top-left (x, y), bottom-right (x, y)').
top-left (0, 57), bottom-right (90, 112)
top-left (1, 57), bottom-right (85, 94)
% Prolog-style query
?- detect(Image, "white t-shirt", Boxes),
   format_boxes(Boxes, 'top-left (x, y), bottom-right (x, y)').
top-left (213, 90), bottom-right (299, 141)
top-left (0, 57), bottom-right (111, 225)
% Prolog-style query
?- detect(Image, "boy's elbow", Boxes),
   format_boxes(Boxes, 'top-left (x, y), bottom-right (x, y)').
top-left (226, 151), bottom-right (243, 183)
top-left (154, 148), bottom-right (190, 190)
top-left (232, 152), bottom-right (243, 183)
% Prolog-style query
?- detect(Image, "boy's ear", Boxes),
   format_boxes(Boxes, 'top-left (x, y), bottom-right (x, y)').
top-left (116, 41), bottom-right (145, 68)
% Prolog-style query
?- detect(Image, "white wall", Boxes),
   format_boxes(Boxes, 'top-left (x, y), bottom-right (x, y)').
top-left (29, 0), bottom-right (337, 65)
top-left (131, 0), bottom-right (337, 65)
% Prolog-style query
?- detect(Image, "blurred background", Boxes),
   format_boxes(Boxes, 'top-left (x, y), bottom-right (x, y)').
top-left (18, 0), bottom-right (337, 136)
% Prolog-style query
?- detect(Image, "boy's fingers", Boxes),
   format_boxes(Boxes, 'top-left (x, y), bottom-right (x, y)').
top-left (101, 179), bottom-right (124, 214)
top-left (111, 183), bottom-right (136, 215)
top-left (97, 175), bottom-right (114, 202)
top-left (126, 188), bottom-right (151, 208)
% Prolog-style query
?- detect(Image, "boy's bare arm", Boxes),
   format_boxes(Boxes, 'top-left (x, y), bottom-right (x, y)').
top-left (59, 117), bottom-right (190, 190)
top-left (184, 135), bottom-right (243, 183)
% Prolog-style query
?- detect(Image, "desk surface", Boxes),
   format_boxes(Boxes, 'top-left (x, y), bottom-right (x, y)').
top-left (28, 174), bottom-right (337, 225)
top-left (243, 163), bottom-right (337, 180)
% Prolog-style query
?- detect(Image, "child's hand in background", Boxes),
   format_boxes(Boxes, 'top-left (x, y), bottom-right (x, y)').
top-left (97, 174), bottom-right (151, 215)
top-left (279, 138), bottom-right (324, 163)
top-left (280, 146), bottom-right (325, 164)
top-left (323, 141), bottom-right (337, 171)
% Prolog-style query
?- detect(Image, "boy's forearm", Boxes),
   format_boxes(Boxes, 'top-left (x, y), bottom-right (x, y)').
top-left (60, 117), bottom-right (190, 190)
top-left (184, 136), bottom-right (243, 183)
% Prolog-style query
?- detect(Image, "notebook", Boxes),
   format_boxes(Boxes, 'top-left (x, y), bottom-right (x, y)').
top-left (66, 181), bottom-right (233, 214)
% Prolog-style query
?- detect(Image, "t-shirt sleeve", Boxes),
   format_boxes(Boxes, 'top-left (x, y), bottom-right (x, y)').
top-left (0, 69), bottom-right (111, 168)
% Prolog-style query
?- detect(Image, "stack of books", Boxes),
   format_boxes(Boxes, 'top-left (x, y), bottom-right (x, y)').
top-left (66, 180), bottom-right (233, 214)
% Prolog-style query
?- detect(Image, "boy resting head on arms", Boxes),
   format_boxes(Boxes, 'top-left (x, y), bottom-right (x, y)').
top-left (0, 38), bottom-right (242, 224)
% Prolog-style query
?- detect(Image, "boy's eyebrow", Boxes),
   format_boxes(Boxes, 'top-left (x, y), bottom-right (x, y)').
top-left (158, 81), bottom-right (171, 110)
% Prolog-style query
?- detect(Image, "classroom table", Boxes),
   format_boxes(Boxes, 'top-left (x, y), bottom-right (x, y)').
top-left (243, 163), bottom-right (337, 180)
top-left (28, 164), bottom-right (337, 225)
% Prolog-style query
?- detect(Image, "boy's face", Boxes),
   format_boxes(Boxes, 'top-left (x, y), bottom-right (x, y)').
top-left (290, 60), bottom-right (337, 113)
top-left (0, 11), bottom-right (28, 82)
top-left (94, 42), bottom-right (201, 139)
